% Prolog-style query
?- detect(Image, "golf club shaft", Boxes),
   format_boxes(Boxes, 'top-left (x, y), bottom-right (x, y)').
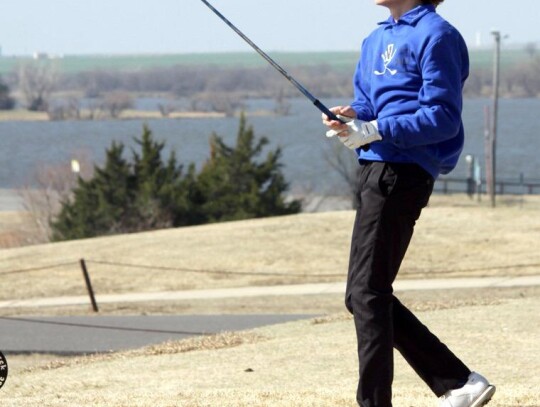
top-left (199, 0), bottom-right (344, 123)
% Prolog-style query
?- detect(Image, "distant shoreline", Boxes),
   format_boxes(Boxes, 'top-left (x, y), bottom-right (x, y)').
top-left (0, 109), bottom-right (276, 123)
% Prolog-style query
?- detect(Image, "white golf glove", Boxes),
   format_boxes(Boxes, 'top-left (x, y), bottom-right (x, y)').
top-left (326, 115), bottom-right (382, 150)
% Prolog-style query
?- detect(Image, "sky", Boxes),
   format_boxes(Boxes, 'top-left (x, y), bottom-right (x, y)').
top-left (0, 0), bottom-right (538, 56)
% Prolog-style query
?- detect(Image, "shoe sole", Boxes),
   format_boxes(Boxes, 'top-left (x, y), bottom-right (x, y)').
top-left (471, 385), bottom-right (496, 407)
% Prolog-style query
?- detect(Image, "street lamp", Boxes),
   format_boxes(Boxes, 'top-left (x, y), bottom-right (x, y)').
top-left (70, 159), bottom-right (80, 174)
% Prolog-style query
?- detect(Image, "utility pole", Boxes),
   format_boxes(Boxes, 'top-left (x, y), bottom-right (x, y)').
top-left (489, 31), bottom-right (502, 208)
top-left (484, 106), bottom-right (492, 202)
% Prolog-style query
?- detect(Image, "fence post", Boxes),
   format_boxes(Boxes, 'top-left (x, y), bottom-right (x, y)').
top-left (79, 258), bottom-right (99, 312)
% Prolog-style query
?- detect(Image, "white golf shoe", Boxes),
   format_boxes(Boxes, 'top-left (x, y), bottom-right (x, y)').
top-left (439, 372), bottom-right (496, 407)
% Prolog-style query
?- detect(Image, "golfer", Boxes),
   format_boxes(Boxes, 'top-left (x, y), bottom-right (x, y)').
top-left (322, 1), bottom-right (496, 406)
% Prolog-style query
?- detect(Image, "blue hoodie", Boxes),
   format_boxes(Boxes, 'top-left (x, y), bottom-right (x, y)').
top-left (350, 5), bottom-right (469, 179)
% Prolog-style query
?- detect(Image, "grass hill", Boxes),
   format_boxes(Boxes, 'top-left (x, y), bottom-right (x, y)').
top-left (1, 195), bottom-right (539, 405)
top-left (1, 195), bottom-right (539, 308)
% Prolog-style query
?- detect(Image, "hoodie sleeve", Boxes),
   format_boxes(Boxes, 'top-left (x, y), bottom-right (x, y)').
top-left (377, 30), bottom-right (469, 148)
top-left (350, 44), bottom-right (376, 122)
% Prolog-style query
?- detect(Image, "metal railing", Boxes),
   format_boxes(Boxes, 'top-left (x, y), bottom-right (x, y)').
top-left (434, 177), bottom-right (540, 195)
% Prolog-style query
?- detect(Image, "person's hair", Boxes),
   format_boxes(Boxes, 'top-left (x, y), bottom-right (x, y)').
top-left (422, 0), bottom-right (444, 7)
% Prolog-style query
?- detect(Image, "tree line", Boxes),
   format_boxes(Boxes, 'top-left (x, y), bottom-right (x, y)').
top-left (0, 63), bottom-right (353, 118)
top-left (50, 114), bottom-right (301, 241)
top-left (2, 51), bottom-right (540, 118)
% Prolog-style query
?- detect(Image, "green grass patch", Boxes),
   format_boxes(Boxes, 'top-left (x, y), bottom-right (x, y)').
top-left (0, 48), bottom-right (532, 75)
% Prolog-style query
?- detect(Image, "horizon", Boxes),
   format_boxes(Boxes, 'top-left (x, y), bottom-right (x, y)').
top-left (1, 0), bottom-right (539, 57)
top-left (1, 43), bottom-right (537, 59)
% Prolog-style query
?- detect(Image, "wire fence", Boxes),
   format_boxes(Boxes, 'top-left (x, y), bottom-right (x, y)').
top-left (0, 259), bottom-right (345, 282)
top-left (3, 258), bottom-right (539, 279)
top-left (0, 258), bottom-right (346, 313)
top-left (1, 262), bottom-right (75, 276)
top-left (85, 259), bottom-right (343, 278)
top-left (1, 257), bottom-right (539, 349)
top-left (1, 257), bottom-right (539, 313)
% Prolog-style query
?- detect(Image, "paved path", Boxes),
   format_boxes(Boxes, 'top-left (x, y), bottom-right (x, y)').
top-left (0, 314), bottom-right (315, 354)
top-left (1, 275), bottom-right (538, 354)
top-left (0, 275), bottom-right (538, 309)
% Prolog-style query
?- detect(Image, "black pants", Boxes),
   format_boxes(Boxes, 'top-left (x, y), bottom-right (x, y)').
top-left (345, 161), bottom-right (470, 407)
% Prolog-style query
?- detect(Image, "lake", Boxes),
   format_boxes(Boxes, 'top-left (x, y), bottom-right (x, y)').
top-left (1, 98), bottom-right (539, 197)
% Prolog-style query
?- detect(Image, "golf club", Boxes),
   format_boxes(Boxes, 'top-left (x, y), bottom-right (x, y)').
top-left (199, 0), bottom-right (346, 124)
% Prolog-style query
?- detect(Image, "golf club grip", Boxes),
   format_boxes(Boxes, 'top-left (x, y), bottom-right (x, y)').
top-left (316, 100), bottom-right (369, 150)
top-left (314, 100), bottom-right (345, 124)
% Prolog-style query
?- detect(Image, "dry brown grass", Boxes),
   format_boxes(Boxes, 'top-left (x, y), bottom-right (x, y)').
top-left (0, 110), bottom-right (48, 121)
top-left (1, 195), bottom-right (538, 406)
top-left (1, 195), bottom-right (539, 303)
top-left (1, 285), bottom-right (537, 317)
top-left (2, 297), bottom-right (539, 406)
top-left (0, 108), bottom-right (262, 122)
top-left (0, 212), bottom-right (35, 249)
top-left (16, 331), bottom-right (265, 375)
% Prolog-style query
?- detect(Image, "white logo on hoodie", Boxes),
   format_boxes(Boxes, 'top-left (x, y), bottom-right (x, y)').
top-left (374, 44), bottom-right (398, 76)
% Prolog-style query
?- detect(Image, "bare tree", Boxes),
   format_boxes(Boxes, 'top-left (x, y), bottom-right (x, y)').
top-left (290, 183), bottom-right (331, 213)
top-left (323, 142), bottom-right (360, 208)
top-left (18, 153), bottom-right (93, 243)
top-left (274, 89), bottom-right (291, 116)
top-left (524, 42), bottom-right (537, 59)
top-left (0, 76), bottom-right (15, 110)
top-left (191, 92), bottom-right (244, 117)
top-left (86, 98), bottom-right (104, 120)
top-left (18, 62), bottom-right (58, 111)
top-left (47, 97), bottom-right (82, 121)
top-left (512, 58), bottom-right (540, 97)
top-left (157, 102), bottom-right (177, 118)
top-left (102, 91), bottom-right (134, 118)
top-left (211, 94), bottom-right (244, 117)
